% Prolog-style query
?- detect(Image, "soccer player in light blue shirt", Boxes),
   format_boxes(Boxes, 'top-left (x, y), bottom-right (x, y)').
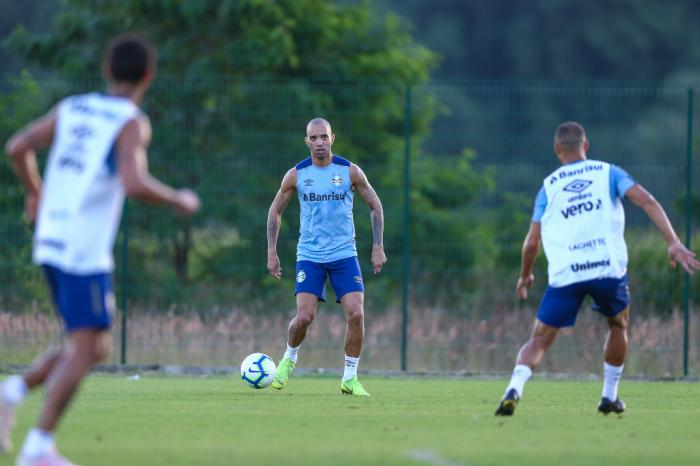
top-left (267, 118), bottom-right (387, 396)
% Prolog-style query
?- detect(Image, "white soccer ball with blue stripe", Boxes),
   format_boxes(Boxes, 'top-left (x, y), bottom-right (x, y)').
top-left (240, 353), bottom-right (276, 389)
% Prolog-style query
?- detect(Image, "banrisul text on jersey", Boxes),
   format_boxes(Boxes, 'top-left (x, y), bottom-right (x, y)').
top-left (295, 155), bottom-right (357, 263)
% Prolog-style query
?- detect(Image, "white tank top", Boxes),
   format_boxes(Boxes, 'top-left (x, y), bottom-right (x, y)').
top-left (540, 160), bottom-right (628, 287)
top-left (33, 93), bottom-right (138, 274)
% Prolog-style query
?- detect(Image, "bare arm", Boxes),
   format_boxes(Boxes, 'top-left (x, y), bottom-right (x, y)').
top-left (625, 184), bottom-right (700, 273)
top-left (267, 168), bottom-right (297, 279)
top-left (117, 115), bottom-right (199, 215)
top-left (5, 109), bottom-right (57, 221)
top-left (350, 163), bottom-right (387, 273)
top-left (516, 222), bottom-right (541, 299)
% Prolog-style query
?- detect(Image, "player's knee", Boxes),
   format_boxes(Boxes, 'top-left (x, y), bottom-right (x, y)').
top-left (345, 306), bottom-right (364, 325)
top-left (608, 314), bottom-right (628, 331)
top-left (295, 312), bottom-right (315, 328)
top-left (92, 341), bottom-right (109, 364)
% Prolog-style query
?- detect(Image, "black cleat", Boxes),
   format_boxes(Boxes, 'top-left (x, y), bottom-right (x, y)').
top-left (598, 397), bottom-right (625, 415)
top-left (495, 388), bottom-right (520, 416)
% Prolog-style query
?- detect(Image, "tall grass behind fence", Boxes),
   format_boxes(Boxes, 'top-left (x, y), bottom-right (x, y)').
top-left (0, 76), bottom-right (698, 375)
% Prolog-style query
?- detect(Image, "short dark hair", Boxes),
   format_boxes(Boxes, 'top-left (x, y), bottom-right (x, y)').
top-left (554, 121), bottom-right (586, 151)
top-left (105, 33), bottom-right (156, 84)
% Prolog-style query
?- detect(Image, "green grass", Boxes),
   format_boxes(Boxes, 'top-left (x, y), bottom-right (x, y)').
top-left (1, 375), bottom-right (699, 466)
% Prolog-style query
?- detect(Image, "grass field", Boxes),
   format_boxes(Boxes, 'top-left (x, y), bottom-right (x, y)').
top-left (1, 374), bottom-right (699, 466)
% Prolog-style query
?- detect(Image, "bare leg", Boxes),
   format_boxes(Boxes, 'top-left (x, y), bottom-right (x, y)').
top-left (604, 308), bottom-right (628, 366)
top-left (497, 319), bottom-right (560, 414)
top-left (37, 329), bottom-right (109, 432)
top-left (23, 348), bottom-right (64, 390)
top-left (516, 319), bottom-right (559, 369)
top-left (340, 292), bottom-right (364, 358)
top-left (599, 308), bottom-right (628, 408)
top-left (288, 293), bottom-right (318, 347)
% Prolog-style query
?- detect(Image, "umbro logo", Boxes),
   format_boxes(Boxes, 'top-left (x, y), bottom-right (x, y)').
top-left (303, 179), bottom-right (314, 187)
top-left (563, 179), bottom-right (592, 193)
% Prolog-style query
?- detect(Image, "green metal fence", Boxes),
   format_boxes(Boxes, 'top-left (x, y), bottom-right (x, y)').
top-left (0, 76), bottom-right (698, 376)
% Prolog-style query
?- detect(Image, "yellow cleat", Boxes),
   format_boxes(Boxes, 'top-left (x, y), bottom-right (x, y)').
top-left (340, 376), bottom-right (370, 396)
top-left (271, 357), bottom-right (295, 390)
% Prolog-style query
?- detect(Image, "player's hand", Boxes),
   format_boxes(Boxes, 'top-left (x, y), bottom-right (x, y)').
top-left (174, 189), bottom-right (201, 215)
top-left (668, 241), bottom-right (700, 274)
top-left (371, 245), bottom-right (387, 274)
top-left (25, 192), bottom-right (40, 223)
top-left (516, 274), bottom-right (534, 300)
top-left (268, 250), bottom-right (282, 279)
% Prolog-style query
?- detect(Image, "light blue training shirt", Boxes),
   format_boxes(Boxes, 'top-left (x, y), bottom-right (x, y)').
top-left (295, 155), bottom-right (357, 263)
top-left (532, 160), bottom-right (636, 222)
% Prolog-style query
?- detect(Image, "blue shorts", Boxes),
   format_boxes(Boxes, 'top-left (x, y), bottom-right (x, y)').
top-left (43, 265), bottom-right (115, 333)
top-left (537, 275), bottom-right (629, 328)
top-left (295, 256), bottom-right (364, 303)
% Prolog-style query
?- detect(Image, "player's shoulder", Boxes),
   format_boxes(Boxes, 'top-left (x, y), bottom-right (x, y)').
top-left (55, 92), bottom-right (89, 112)
top-left (295, 157), bottom-right (312, 171)
top-left (281, 166), bottom-right (299, 188)
top-left (330, 154), bottom-right (351, 167)
top-left (586, 158), bottom-right (611, 167)
top-left (122, 111), bottom-right (150, 132)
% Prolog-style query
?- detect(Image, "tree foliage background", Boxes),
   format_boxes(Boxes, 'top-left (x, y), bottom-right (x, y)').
top-left (1, 0), bottom-right (699, 317)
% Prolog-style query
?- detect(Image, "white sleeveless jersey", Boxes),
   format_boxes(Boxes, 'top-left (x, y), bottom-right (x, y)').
top-left (33, 93), bottom-right (138, 274)
top-left (540, 160), bottom-right (628, 287)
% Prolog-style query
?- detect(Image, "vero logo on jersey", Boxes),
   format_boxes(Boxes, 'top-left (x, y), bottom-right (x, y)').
top-left (563, 179), bottom-right (592, 193)
top-left (561, 198), bottom-right (603, 219)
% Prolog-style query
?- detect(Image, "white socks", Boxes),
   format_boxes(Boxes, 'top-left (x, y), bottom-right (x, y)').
top-left (505, 364), bottom-right (533, 397)
top-left (343, 355), bottom-right (360, 382)
top-left (2, 375), bottom-right (28, 407)
top-left (21, 428), bottom-right (55, 459)
top-left (602, 362), bottom-right (623, 400)
top-left (282, 347), bottom-right (359, 381)
top-left (283, 344), bottom-right (300, 363)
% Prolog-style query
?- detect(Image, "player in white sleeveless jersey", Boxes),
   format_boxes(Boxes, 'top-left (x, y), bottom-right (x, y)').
top-left (495, 122), bottom-right (699, 417)
top-left (267, 118), bottom-right (386, 396)
top-left (0, 34), bottom-right (200, 466)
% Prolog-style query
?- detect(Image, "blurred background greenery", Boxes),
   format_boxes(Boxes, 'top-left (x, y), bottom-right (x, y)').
top-left (0, 0), bottom-right (699, 374)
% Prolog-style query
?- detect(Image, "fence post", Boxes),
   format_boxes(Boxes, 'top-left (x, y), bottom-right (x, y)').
top-left (401, 85), bottom-right (412, 372)
top-left (120, 201), bottom-right (129, 365)
top-left (684, 88), bottom-right (694, 377)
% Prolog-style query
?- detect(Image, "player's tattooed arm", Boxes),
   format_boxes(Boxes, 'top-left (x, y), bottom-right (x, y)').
top-left (351, 164), bottom-right (387, 273)
top-left (267, 168), bottom-right (297, 279)
top-left (5, 107), bottom-right (57, 221)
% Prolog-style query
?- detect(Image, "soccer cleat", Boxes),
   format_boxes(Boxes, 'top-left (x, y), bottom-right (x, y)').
top-left (598, 397), bottom-right (625, 415)
top-left (15, 452), bottom-right (80, 466)
top-left (271, 357), bottom-right (295, 390)
top-left (495, 388), bottom-right (520, 416)
top-left (340, 376), bottom-right (370, 396)
top-left (0, 394), bottom-right (16, 453)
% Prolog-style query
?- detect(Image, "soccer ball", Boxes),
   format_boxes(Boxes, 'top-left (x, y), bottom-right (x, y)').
top-left (240, 352), bottom-right (276, 389)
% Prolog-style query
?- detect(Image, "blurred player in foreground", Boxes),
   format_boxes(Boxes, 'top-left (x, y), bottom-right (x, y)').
top-left (267, 118), bottom-right (386, 396)
top-left (0, 34), bottom-right (200, 465)
top-left (495, 121), bottom-right (699, 416)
